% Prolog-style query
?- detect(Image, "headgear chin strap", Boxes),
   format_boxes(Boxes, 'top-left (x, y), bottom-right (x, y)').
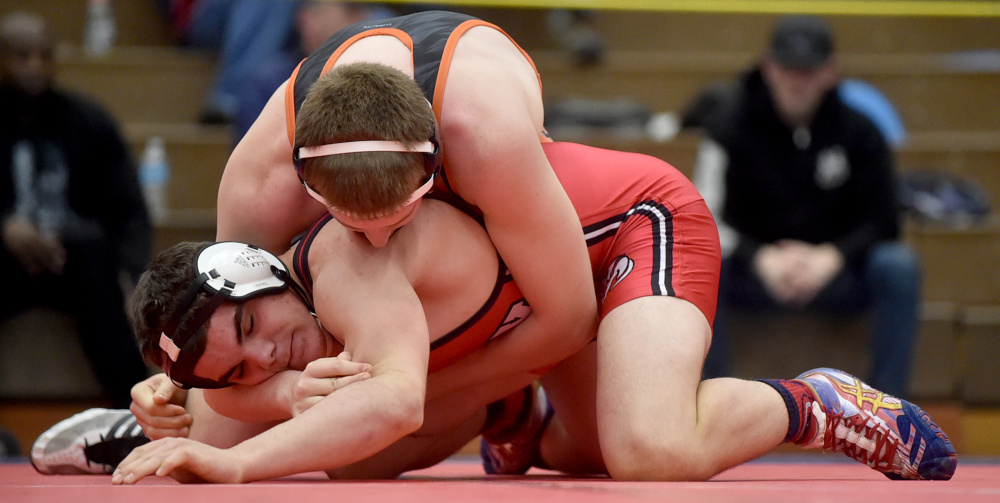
top-left (158, 242), bottom-right (290, 389)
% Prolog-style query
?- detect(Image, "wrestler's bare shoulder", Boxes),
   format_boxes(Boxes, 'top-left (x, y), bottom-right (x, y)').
top-left (449, 25), bottom-right (536, 79)
top-left (439, 25), bottom-right (543, 134)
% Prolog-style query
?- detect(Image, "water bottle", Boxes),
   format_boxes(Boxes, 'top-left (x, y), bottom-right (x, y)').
top-left (139, 136), bottom-right (170, 224)
top-left (84, 0), bottom-right (116, 56)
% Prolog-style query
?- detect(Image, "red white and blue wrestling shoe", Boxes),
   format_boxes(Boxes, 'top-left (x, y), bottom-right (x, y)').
top-left (794, 368), bottom-right (957, 480)
top-left (480, 385), bottom-right (553, 475)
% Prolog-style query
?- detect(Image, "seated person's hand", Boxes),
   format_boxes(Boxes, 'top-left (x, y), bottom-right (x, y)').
top-left (786, 243), bottom-right (844, 306)
top-left (289, 351), bottom-right (371, 417)
top-left (753, 243), bottom-right (797, 304)
top-left (130, 373), bottom-right (192, 440)
top-left (1, 215), bottom-right (66, 276)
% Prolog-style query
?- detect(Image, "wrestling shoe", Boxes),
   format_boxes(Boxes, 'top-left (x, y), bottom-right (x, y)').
top-left (481, 385), bottom-right (553, 475)
top-left (31, 408), bottom-right (149, 474)
top-left (794, 368), bottom-right (957, 480)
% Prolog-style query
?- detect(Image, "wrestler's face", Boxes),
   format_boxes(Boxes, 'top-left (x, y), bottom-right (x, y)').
top-left (191, 292), bottom-right (336, 386)
top-left (302, 175), bottom-right (432, 248)
top-left (329, 200), bottom-right (422, 248)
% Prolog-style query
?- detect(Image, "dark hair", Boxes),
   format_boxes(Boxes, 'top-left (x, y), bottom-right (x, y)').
top-left (130, 241), bottom-right (217, 369)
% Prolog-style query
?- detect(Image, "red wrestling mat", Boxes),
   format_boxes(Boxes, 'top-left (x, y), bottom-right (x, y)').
top-left (3, 456), bottom-right (998, 503)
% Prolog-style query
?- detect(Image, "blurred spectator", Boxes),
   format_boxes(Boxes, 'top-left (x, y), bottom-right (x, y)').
top-left (234, 1), bottom-right (392, 143)
top-left (683, 79), bottom-right (907, 148)
top-left (0, 12), bottom-right (151, 408)
top-left (690, 15), bottom-right (920, 396)
top-left (546, 10), bottom-right (604, 66)
top-left (166, 0), bottom-right (391, 131)
top-left (168, 0), bottom-right (301, 124)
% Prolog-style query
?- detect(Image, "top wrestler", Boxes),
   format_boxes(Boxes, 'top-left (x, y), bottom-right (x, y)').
top-left (215, 10), bottom-right (597, 402)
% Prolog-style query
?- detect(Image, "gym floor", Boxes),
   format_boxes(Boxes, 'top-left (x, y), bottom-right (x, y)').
top-left (4, 453), bottom-right (998, 503)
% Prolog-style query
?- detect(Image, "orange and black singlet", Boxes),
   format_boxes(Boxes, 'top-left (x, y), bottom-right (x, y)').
top-left (285, 11), bottom-right (536, 147)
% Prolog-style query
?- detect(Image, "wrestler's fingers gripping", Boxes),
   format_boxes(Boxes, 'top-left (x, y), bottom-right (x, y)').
top-left (136, 417), bottom-right (191, 441)
top-left (130, 375), bottom-right (185, 420)
top-left (130, 398), bottom-right (188, 423)
top-left (130, 376), bottom-right (160, 410)
top-left (290, 376), bottom-right (328, 415)
top-left (295, 370), bottom-right (370, 400)
top-left (328, 372), bottom-right (371, 392)
top-left (153, 376), bottom-right (188, 406)
top-left (291, 372), bottom-right (370, 416)
top-left (303, 356), bottom-right (371, 379)
top-left (130, 402), bottom-right (192, 440)
top-left (292, 396), bottom-right (324, 417)
top-left (292, 377), bottom-right (324, 400)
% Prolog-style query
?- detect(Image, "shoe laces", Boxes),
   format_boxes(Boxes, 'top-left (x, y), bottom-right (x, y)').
top-left (823, 408), bottom-right (901, 473)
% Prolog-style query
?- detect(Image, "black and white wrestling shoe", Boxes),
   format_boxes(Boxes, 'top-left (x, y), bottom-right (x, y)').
top-left (31, 408), bottom-right (149, 474)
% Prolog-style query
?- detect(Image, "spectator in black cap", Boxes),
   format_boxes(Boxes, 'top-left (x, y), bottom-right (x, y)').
top-left (690, 15), bottom-right (921, 397)
top-left (768, 15), bottom-right (833, 70)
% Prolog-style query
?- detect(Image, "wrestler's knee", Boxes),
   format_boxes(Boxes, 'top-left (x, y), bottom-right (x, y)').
top-left (600, 423), bottom-right (716, 481)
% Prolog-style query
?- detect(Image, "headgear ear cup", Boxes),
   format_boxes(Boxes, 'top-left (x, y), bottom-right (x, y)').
top-left (196, 242), bottom-right (289, 299)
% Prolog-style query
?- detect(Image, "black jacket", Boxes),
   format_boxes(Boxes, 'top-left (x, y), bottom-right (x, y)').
top-left (697, 67), bottom-right (901, 267)
top-left (0, 86), bottom-right (151, 279)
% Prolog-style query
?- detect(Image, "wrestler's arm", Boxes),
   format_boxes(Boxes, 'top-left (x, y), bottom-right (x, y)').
top-left (233, 253), bottom-right (431, 480)
top-left (425, 58), bottom-right (598, 400)
top-left (216, 82), bottom-right (326, 253)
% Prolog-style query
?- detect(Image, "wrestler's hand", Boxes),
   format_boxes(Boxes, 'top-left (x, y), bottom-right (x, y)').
top-left (112, 437), bottom-right (242, 485)
top-left (290, 351), bottom-right (371, 417)
top-left (130, 373), bottom-right (192, 440)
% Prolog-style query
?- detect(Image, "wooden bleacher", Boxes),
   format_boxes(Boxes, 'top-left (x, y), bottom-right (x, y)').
top-left (0, 1), bottom-right (997, 456)
top-left (57, 46), bottom-right (215, 124)
top-left (531, 49), bottom-right (1000, 132)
